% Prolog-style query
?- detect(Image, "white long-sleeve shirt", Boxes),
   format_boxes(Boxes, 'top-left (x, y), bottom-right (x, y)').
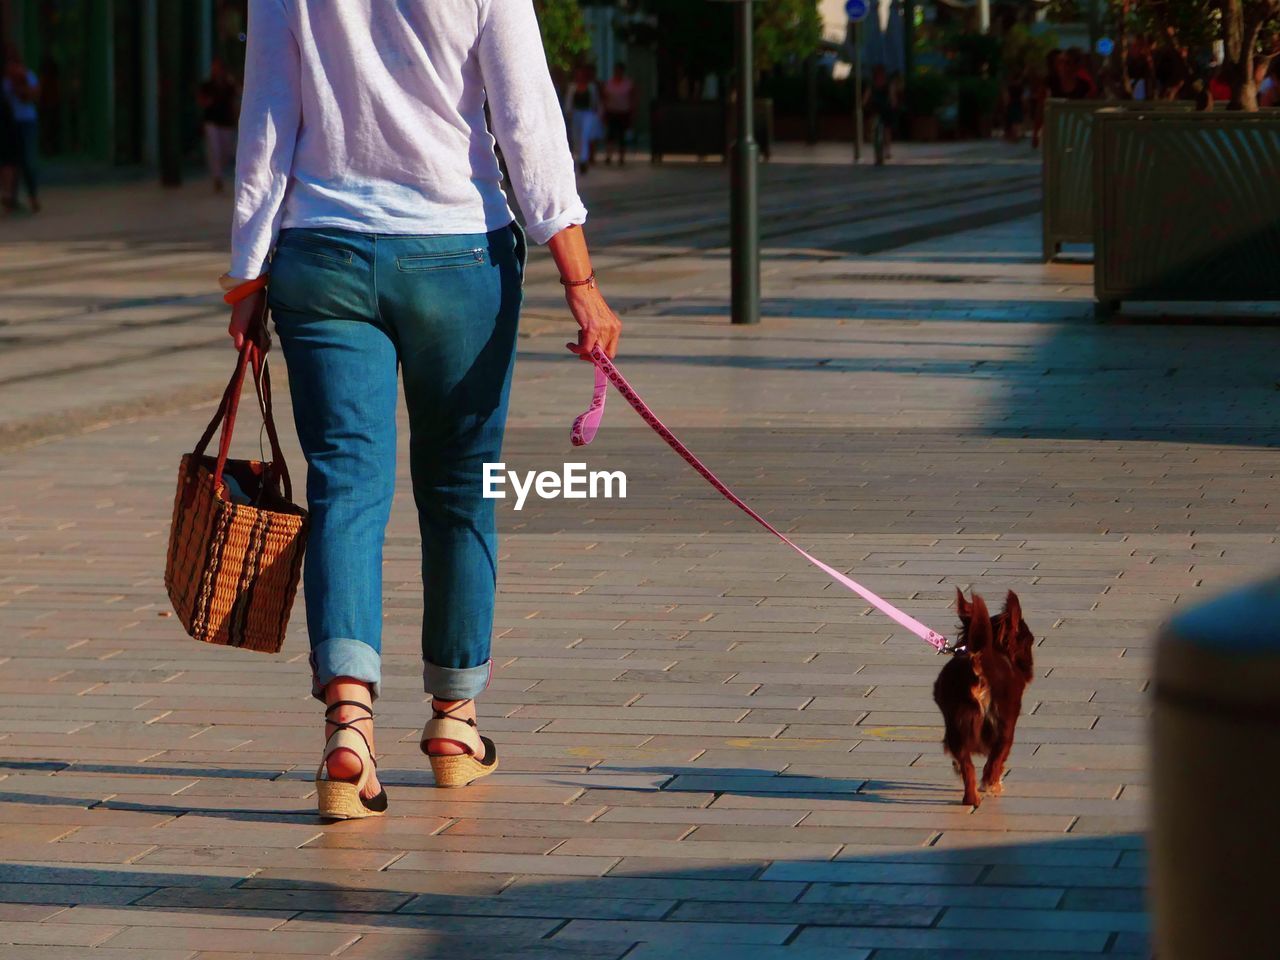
top-left (231, 0), bottom-right (587, 279)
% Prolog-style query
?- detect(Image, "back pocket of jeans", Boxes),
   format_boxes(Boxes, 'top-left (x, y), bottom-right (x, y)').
top-left (277, 236), bottom-right (353, 264)
top-left (396, 248), bottom-right (487, 272)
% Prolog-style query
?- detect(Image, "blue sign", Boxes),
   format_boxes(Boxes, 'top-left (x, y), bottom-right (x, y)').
top-left (1096, 37), bottom-right (1115, 56)
top-left (845, 0), bottom-right (870, 23)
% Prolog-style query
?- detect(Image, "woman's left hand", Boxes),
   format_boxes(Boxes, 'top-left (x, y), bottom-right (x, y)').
top-left (565, 285), bottom-right (622, 362)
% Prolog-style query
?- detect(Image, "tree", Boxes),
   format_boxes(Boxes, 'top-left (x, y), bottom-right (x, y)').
top-left (1125, 0), bottom-right (1280, 108)
top-left (533, 0), bottom-right (592, 74)
top-left (1220, 0), bottom-right (1280, 109)
top-left (619, 0), bottom-right (821, 97)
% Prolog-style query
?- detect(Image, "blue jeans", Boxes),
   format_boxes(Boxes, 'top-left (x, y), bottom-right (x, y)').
top-left (267, 222), bottom-right (526, 702)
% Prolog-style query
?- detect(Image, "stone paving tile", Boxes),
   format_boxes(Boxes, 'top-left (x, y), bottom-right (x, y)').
top-left (388, 852), bottom-right (620, 877)
top-left (333, 934), bottom-right (629, 960)
top-left (99, 926), bottom-right (361, 954)
top-left (52, 905), bottom-right (291, 930)
top-left (0, 949), bottom-right (198, 960)
top-left (0, 920), bottom-right (123, 946)
top-left (394, 893), bottom-right (674, 921)
top-left (0, 883), bottom-right (157, 906)
top-left (628, 947), bottom-right (869, 960)
top-left (0, 905), bottom-right (65, 923)
top-left (792, 925), bottom-right (1111, 951)
top-left (868, 952), bottom-right (1144, 960)
top-left (937, 905), bottom-right (1150, 932)
top-left (553, 917), bottom-right (796, 944)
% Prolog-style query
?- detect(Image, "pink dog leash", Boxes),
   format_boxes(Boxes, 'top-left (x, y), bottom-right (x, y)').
top-left (571, 346), bottom-right (949, 652)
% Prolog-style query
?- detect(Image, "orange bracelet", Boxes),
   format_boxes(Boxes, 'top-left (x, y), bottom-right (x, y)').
top-left (222, 275), bottom-right (269, 305)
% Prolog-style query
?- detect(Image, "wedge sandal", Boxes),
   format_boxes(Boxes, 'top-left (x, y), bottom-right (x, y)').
top-left (315, 700), bottom-right (389, 820)
top-left (420, 699), bottom-right (498, 788)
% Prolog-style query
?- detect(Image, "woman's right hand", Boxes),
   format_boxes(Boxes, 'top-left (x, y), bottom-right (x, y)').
top-left (227, 288), bottom-right (268, 351)
top-left (564, 285), bottom-right (622, 361)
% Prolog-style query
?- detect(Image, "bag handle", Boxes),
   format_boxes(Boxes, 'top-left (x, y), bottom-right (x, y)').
top-left (248, 345), bottom-right (293, 501)
top-left (191, 301), bottom-right (293, 503)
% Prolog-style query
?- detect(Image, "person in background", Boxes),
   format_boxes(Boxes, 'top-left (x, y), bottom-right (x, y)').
top-left (1057, 48), bottom-right (1096, 100)
top-left (0, 71), bottom-right (17, 208)
top-left (1003, 69), bottom-right (1027, 143)
top-left (198, 58), bottom-right (239, 193)
top-left (1154, 42), bottom-right (1189, 100)
top-left (564, 65), bottom-right (600, 175)
top-left (1208, 65), bottom-right (1231, 105)
top-left (1127, 36), bottom-right (1154, 101)
top-left (1256, 59), bottom-right (1277, 107)
top-left (602, 63), bottom-right (636, 166)
top-left (862, 64), bottom-right (898, 161)
top-left (2, 45), bottom-right (39, 213)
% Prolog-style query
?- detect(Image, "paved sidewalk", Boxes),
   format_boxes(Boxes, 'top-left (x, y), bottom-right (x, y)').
top-left (2, 146), bottom-right (1279, 959)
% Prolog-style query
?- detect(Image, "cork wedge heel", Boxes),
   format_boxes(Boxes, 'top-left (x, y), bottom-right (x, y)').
top-left (315, 700), bottom-right (389, 821)
top-left (420, 700), bottom-right (499, 788)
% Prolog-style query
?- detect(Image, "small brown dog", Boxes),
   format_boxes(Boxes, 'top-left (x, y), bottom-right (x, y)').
top-left (933, 589), bottom-right (1035, 807)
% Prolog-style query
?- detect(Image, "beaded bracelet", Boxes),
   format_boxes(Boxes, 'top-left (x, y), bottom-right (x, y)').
top-left (560, 271), bottom-right (597, 289)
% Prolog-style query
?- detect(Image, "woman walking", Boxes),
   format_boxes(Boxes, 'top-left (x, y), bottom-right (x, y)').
top-left (2, 45), bottom-right (39, 213)
top-left (225, 0), bottom-right (621, 819)
top-left (564, 65), bottom-right (601, 175)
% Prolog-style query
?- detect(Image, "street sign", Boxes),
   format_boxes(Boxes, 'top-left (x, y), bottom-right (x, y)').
top-left (844, 0), bottom-right (870, 24)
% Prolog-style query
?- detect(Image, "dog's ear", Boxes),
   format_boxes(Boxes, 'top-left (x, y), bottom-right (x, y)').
top-left (1001, 591), bottom-right (1023, 641)
top-left (955, 588), bottom-right (972, 621)
top-left (968, 593), bottom-right (993, 654)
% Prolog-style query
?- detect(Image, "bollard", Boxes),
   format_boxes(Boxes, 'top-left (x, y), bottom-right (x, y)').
top-left (1151, 578), bottom-right (1280, 960)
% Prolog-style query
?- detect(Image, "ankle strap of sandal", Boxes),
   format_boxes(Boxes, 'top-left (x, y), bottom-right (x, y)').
top-left (326, 700), bottom-right (374, 718)
top-left (325, 700), bottom-right (376, 763)
top-left (431, 699), bottom-right (475, 724)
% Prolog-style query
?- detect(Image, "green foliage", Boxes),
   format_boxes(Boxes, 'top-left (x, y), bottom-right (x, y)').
top-left (1002, 24), bottom-right (1059, 81)
top-left (956, 76), bottom-right (1001, 124)
top-left (944, 31), bottom-right (1002, 79)
top-left (533, 0), bottom-right (592, 74)
top-left (621, 0), bottom-right (821, 79)
top-left (1124, 0), bottom-right (1219, 54)
top-left (755, 0), bottom-right (823, 72)
top-left (1043, 0), bottom-right (1078, 21)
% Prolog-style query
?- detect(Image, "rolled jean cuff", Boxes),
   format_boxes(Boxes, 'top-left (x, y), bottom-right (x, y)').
top-left (310, 637), bottom-right (382, 702)
top-left (424, 659), bottom-right (492, 700)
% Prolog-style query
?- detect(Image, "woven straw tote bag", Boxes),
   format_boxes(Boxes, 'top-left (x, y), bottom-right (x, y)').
top-left (165, 321), bottom-right (308, 654)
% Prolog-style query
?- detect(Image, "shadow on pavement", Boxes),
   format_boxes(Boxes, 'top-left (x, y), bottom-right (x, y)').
top-left (0, 824), bottom-right (1149, 959)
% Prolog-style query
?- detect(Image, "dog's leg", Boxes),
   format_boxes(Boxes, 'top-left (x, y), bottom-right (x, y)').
top-left (980, 739), bottom-right (1005, 795)
top-left (982, 715), bottom-right (1019, 796)
top-left (958, 750), bottom-right (981, 808)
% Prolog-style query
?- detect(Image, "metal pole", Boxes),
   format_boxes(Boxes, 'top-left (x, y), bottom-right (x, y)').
top-left (978, 0), bottom-right (991, 34)
top-left (142, 0), bottom-right (158, 166)
top-left (199, 0), bottom-right (213, 78)
top-left (903, 0), bottom-right (916, 79)
top-left (853, 21), bottom-right (863, 164)
top-left (729, 0), bottom-right (759, 326)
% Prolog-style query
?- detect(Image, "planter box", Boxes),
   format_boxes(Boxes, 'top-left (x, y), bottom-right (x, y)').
top-left (1093, 109), bottom-right (1280, 318)
top-left (1042, 99), bottom-right (1193, 262)
top-left (650, 99), bottom-right (774, 162)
